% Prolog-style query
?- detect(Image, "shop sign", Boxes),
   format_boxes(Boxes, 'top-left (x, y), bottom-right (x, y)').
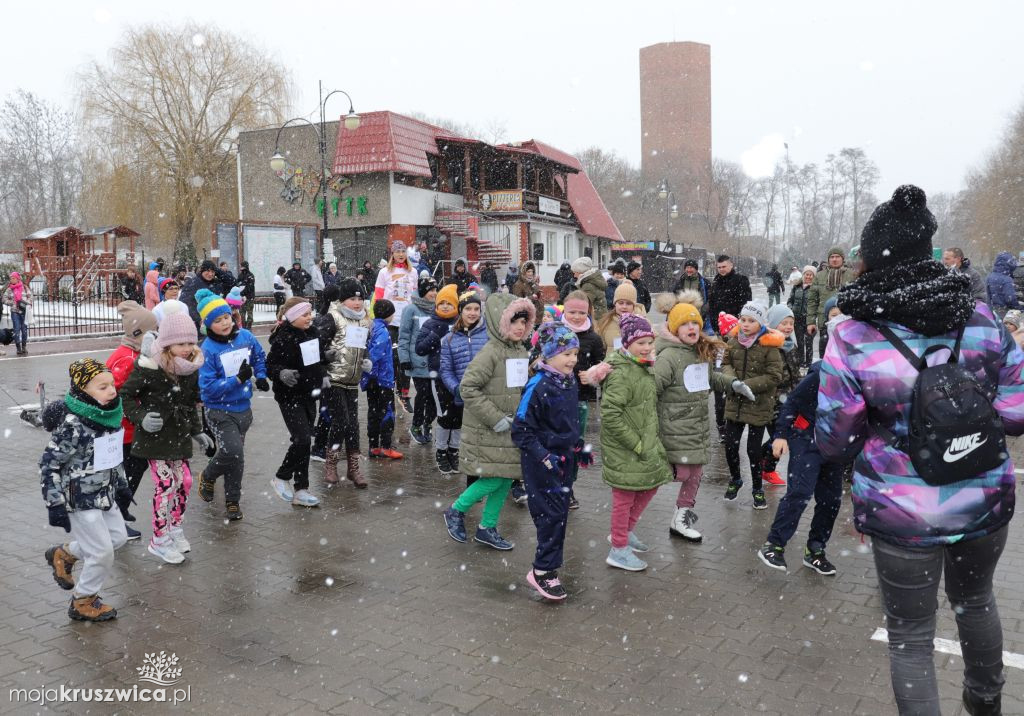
top-left (613, 242), bottom-right (655, 251)
top-left (538, 196), bottom-right (561, 215)
top-left (480, 191), bottom-right (522, 211)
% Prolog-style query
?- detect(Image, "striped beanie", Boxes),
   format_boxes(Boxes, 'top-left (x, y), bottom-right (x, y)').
top-left (196, 288), bottom-right (231, 328)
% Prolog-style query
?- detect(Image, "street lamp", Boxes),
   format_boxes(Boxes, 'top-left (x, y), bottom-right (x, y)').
top-left (659, 178), bottom-right (678, 247)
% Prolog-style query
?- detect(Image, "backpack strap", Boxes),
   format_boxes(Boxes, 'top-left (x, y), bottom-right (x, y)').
top-left (874, 324), bottom-right (924, 371)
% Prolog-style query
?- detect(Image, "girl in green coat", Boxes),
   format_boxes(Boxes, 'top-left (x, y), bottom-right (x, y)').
top-left (442, 295), bottom-right (535, 551)
top-left (601, 314), bottom-right (672, 572)
top-left (654, 293), bottom-right (755, 543)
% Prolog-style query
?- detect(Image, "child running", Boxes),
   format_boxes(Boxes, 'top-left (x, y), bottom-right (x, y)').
top-left (653, 292), bottom-right (755, 542)
top-left (363, 299), bottom-right (402, 459)
top-left (512, 323), bottom-right (586, 601)
top-left (601, 314), bottom-right (673, 571)
top-left (437, 289), bottom-right (487, 478)
top-left (721, 301), bottom-right (784, 509)
top-left (267, 296), bottom-right (331, 507)
top-left (398, 276), bottom-right (439, 445)
top-left (195, 289), bottom-right (269, 520)
top-left (443, 295), bottom-right (534, 550)
top-left (758, 303), bottom-right (803, 486)
top-left (417, 283), bottom-right (460, 471)
top-left (41, 358), bottom-right (132, 621)
top-left (120, 302), bottom-right (208, 563)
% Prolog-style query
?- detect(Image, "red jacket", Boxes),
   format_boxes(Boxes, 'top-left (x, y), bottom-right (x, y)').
top-left (106, 345), bottom-right (140, 443)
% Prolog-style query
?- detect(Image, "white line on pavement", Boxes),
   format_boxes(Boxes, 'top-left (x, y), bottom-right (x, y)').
top-left (871, 628), bottom-right (1024, 670)
top-left (0, 348), bottom-right (114, 362)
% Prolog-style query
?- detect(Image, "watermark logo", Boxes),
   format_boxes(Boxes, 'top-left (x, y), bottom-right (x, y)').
top-left (137, 652), bottom-right (182, 686)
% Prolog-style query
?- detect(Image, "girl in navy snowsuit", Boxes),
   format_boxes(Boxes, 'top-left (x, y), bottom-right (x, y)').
top-left (416, 283), bottom-right (460, 474)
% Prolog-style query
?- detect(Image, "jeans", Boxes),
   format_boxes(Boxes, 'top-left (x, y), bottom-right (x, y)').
top-left (872, 527), bottom-right (1008, 715)
top-left (204, 408), bottom-right (253, 503)
top-left (276, 399), bottom-right (315, 489)
top-left (11, 310), bottom-right (27, 348)
top-left (724, 420), bottom-right (765, 490)
top-left (794, 316), bottom-right (814, 366)
top-left (768, 291), bottom-right (780, 307)
top-left (765, 438), bottom-right (843, 552)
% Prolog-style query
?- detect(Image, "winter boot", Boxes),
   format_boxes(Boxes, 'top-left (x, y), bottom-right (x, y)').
top-left (197, 471), bottom-right (215, 502)
top-left (447, 448), bottom-right (460, 473)
top-left (45, 545), bottom-right (77, 590)
top-left (435, 449), bottom-right (453, 475)
top-left (68, 594), bottom-right (117, 622)
top-left (324, 449), bottom-right (340, 485)
top-left (669, 508), bottom-right (703, 543)
top-left (346, 451), bottom-right (367, 488)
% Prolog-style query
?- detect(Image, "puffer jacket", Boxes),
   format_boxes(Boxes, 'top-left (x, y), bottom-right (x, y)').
top-left (317, 303), bottom-right (371, 387)
top-left (415, 312), bottom-right (455, 374)
top-left (720, 329), bottom-right (784, 426)
top-left (816, 304), bottom-right (1024, 546)
top-left (397, 296), bottom-right (433, 379)
top-left (511, 260), bottom-right (544, 323)
top-left (439, 318), bottom-right (488, 404)
top-left (578, 270), bottom-right (609, 321)
top-left (511, 365), bottom-right (580, 473)
top-left (361, 318), bottom-right (396, 390)
top-left (121, 354), bottom-right (203, 460)
top-left (106, 344), bottom-right (141, 444)
top-left (653, 327), bottom-right (733, 465)
top-left (39, 402), bottom-right (129, 512)
top-left (459, 295), bottom-right (533, 480)
top-left (144, 269), bottom-right (161, 309)
top-left (266, 320), bottom-right (328, 403)
top-left (787, 282), bottom-right (818, 320)
top-left (199, 328), bottom-right (267, 413)
top-left (563, 317), bottom-right (605, 402)
top-left (599, 350), bottom-right (672, 491)
top-left (986, 252), bottom-right (1020, 310)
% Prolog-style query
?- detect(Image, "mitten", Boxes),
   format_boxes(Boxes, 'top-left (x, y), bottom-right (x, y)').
top-left (361, 359), bottom-right (373, 372)
top-left (192, 432), bottom-right (215, 453)
top-left (255, 377), bottom-right (270, 392)
top-left (48, 504), bottom-right (71, 533)
top-left (732, 380), bottom-right (756, 401)
top-left (493, 416), bottom-right (512, 433)
top-left (400, 362), bottom-right (412, 373)
top-left (236, 360), bottom-right (253, 383)
top-left (279, 369), bottom-right (299, 387)
top-left (141, 411), bottom-right (163, 432)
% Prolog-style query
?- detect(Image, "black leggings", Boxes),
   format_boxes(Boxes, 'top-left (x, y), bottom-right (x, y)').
top-left (412, 377), bottom-right (437, 429)
top-left (325, 386), bottom-right (360, 453)
top-left (276, 399), bottom-right (316, 490)
top-left (388, 325), bottom-right (410, 396)
top-left (724, 420), bottom-right (765, 491)
top-left (122, 443), bottom-right (149, 496)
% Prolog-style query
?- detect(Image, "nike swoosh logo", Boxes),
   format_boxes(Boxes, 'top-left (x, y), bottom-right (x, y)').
top-left (943, 438), bottom-right (987, 463)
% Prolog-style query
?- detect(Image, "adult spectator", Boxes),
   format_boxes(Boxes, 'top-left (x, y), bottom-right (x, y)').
top-left (354, 269), bottom-right (373, 298)
top-left (765, 264), bottom-right (785, 306)
top-left (479, 262), bottom-right (498, 295)
top-left (1, 271), bottom-right (32, 356)
top-left (1013, 251), bottom-right (1024, 305)
top-left (806, 247), bottom-right (852, 357)
top-left (604, 261), bottom-right (627, 309)
top-left (553, 262), bottom-right (573, 295)
top-left (503, 264), bottom-right (519, 292)
top-left (986, 252), bottom-right (1021, 319)
top-left (817, 184), bottom-right (1024, 716)
top-left (120, 267), bottom-right (145, 304)
top-left (273, 266), bottom-right (289, 310)
top-left (570, 256), bottom-right (608, 320)
top-left (673, 259), bottom-right (711, 332)
top-left (626, 261), bottom-right (652, 313)
top-left (511, 260), bottom-right (544, 325)
top-left (446, 257), bottom-right (476, 293)
top-left (324, 262), bottom-right (341, 288)
top-left (284, 261), bottom-right (311, 297)
top-left (236, 261), bottom-right (256, 329)
top-left (217, 262), bottom-right (236, 297)
top-left (707, 255), bottom-right (752, 332)
top-left (361, 260), bottom-right (378, 287)
top-left (308, 258), bottom-right (326, 305)
top-left (180, 259), bottom-right (221, 328)
top-left (787, 265), bottom-right (818, 367)
top-left (143, 266), bottom-right (161, 309)
top-left (787, 266), bottom-right (802, 286)
top-left (941, 247), bottom-right (986, 302)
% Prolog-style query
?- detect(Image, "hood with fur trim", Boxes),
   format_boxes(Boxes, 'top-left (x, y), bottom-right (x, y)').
top-left (726, 324), bottom-right (785, 348)
top-left (484, 294), bottom-right (535, 346)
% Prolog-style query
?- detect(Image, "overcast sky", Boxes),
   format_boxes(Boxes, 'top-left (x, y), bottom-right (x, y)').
top-left (5, 1), bottom-right (1022, 197)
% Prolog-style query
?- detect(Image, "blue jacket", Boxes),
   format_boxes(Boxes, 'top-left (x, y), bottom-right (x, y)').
top-left (987, 252), bottom-right (1020, 309)
top-left (511, 365), bottom-right (581, 469)
top-left (414, 313), bottom-right (454, 374)
top-left (362, 319), bottom-right (396, 390)
top-left (397, 296), bottom-right (433, 379)
top-left (773, 362), bottom-right (821, 443)
top-left (199, 328), bottom-right (267, 413)
top-left (439, 319), bottom-right (488, 403)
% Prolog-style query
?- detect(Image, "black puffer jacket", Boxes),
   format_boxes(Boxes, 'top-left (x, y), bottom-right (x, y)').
top-left (570, 324), bottom-right (605, 402)
top-left (709, 270), bottom-right (752, 323)
top-left (266, 321), bottom-right (328, 403)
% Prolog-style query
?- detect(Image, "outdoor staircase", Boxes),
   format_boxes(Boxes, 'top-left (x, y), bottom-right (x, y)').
top-left (434, 203), bottom-right (513, 268)
top-left (74, 253), bottom-right (117, 300)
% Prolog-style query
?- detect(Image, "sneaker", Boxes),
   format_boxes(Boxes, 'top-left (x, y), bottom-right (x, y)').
top-left (802, 549), bottom-right (837, 576)
top-left (606, 532), bottom-right (649, 553)
top-left (271, 478), bottom-right (294, 502)
top-left (225, 502), bottom-right (243, 521)
top-left (669, 508), bottom-right (702, 543)
top-left (379, 447), bottom-right (404, 460)
top-left (369, 448), bottom-right (384, 458)
top-left (45, 545), bottom-right (77, 590)
top-left (125, 525), bottom-right (142, 541)
top-left (435, 449), bottom-right (453, 475)
top-left (474, 527), bottom-right (514, 551)
top-left (148, 537), bottom-right (185, 564)
top-left (526, 569), bottom-right (568, 601)
top-left (752, 491), bottom-right (768, 510)
top-left (758, 542), bottom-right (787, 571)
top-left (169, 527), bottom-right (191, 554)
top-left (511, 481), bottom-right (528, 505)
top-left (605, 546), bottom-right (647, 571)
top-left (292, 489), bottom-right (320, 507)
top-left (568, 494), bottom-right (580, 510)
top-left (762, 471), bottom-right (786, 486)
top-left (409, 425), bottom-right (430, 445)
top-left (198, 471), bottom-right (215, 502)
top-left (447, 448), bottom-right (459, 472)
top-left (400, 396), bottom-right (413, 414)
top-left (68, 594), bottom-right (117, 622)
top-left (443, 506), bottom-right (466, 543)
top-left (724, 482), bottom-right (740, 501)
top-left (310, 446), bottom-right (326, 463)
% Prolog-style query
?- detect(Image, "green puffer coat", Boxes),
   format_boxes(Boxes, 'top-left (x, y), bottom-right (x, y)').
top-left (599, 350), bottom-right (672, 491)
top-left (653, 328), bottom-right (734, 465)
top-left (459, 294), bottom-right (533, 480)
top-left (120, 354), bottom-right (203, 460)
top-left (720, 332), bottom-right (783, 426)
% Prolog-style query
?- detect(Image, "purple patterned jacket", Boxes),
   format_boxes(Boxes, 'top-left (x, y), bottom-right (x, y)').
top-left (816, 302), bottom-right (1024, 546)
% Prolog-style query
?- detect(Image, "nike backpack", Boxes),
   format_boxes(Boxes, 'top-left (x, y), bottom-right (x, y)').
top-left (872, 324), bottom-right (1006, 485)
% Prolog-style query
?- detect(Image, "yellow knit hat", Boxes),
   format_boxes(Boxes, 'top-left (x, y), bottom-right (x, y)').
top-left (612, 281), bottom-right (637, 306)
top-left (668, 302), bottom-right (702, 335)
top-left (435, 283), bottom-right (459, 319)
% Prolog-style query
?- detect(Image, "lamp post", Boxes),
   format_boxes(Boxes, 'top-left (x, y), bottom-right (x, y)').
top-left (270, 82), bottom-right (359, 256)
top-left (657, 178), bottom-right (679, 249)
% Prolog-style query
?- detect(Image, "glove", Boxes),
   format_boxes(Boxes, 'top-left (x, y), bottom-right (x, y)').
top-left (192, 432), bottom-right (215, 453)
top-left (255, 377), bottom-right (270, 392)
top-left (575, 441), bottom-right (594, 468)
top-left (279, 369), bottom-right (299, 387)
top-left (321, 376), bottom-right (332, 390)
top-left (361, 359), bottom-right (373, 372)
top-left (48, 504), bottom-right (71, 533)
top-left (324, 348), bottom-right (338, 361)
top-left (115, 485), bottom-right (134, 522)
top-left (732, 380), bottom-right (756, 402)
top-left (493, 416), bottom-right (512, 433)
top-left (236, 360), bottom-right (253, 383)
top-left (400, 362), bottom-right (412, 373)
top-left (141, 411), bottom-right (163, 432)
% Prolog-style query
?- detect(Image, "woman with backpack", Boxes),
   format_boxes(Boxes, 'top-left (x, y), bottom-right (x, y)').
top-left (817, 185), bottom-right (1024, 716)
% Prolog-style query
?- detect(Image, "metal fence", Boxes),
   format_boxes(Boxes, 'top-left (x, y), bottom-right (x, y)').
top-left (25, 275), bottom-right (124, 339)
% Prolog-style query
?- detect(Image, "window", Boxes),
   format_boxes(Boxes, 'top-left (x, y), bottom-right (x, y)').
top-left (546, 231), bottom-right (557, 265)
top-left (563, 233), bottom-right (575, 262)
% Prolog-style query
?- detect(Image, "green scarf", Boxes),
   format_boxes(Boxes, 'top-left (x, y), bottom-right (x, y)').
top-left (617, 349), bottom-right (654, 367)
top-left (64, 393), bottom-right (124, 430)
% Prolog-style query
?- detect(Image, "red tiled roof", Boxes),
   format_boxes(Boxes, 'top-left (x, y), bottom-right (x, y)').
top-left (332, 111), bottom-right (468, 177)
top-left (508, 140), bottom-right (625, 243)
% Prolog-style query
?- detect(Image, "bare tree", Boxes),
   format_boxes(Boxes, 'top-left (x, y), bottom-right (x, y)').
top-left (79, 23), bottom-right (291, 261)
top-left (839, 147), bottom-right (880, 243)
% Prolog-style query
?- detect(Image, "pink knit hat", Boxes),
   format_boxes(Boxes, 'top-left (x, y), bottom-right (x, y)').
top-left (618, 313), bottom-right (654, 348)
top-left (151, 300), bottom-right (197, 353)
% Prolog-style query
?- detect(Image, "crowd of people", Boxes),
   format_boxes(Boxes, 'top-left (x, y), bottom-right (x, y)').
top-left (30, 186), bottom-right (1024, 714)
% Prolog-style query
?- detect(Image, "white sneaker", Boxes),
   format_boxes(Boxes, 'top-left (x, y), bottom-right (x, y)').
top-left (669, 508), bottom-right (703, 543)
top-left (291, 489), bottom-right (320, 507)
top-left (271, 478), bottom-right (294, 502)
top-left (607, 532), bottom-right (650, 553)
top-left (169, 527), bottom-right (191, 553)
top-left (148, 537), bottom-right (185, 564)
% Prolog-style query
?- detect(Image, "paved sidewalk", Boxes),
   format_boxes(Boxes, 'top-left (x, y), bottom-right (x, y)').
top-left (0, 347), bottom-right (1021, 714)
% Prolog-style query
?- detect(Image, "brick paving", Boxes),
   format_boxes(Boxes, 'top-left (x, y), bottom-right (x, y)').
top-left (0, 344), bottom-right (1022, 715)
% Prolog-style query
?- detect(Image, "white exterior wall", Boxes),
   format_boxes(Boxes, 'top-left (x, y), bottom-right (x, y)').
top-left (527, 221), bottom-right (578, 286)
top-left (388, 178), bottom-right (463, 225)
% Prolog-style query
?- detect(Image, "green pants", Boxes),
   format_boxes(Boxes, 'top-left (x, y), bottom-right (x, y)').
top-left (571, 401), bottom-right (590, 485)
top-left (453, 477), bottom-right (513, 528)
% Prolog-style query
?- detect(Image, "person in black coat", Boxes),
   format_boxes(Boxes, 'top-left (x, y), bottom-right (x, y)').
top-left (626, 262), bottom-right (652, 313)
top-left (180, 260), bottom-right (222, 328)
top-left (284, 262), bottom-right (311, 297)
top-left (235, 262), bottom-right (256, 329)
top-left (217, 263), bottom-right (237, 297)
top-left (266, 297), bottom-right (330, 507)
top-left (120, 268), bottom-right (145, 304)
top-left (446, 258), bottom-right (477, 293)
top-left (765, 264), bottom-right (784, 307)
top-left (708, 255), bottom-right (752, 330)
top-left (479, 262), bottom-right (498, 295)
top-left (504, 265), bottom-right (519, 292)
top-left (553, 263), bottom-right (573, 294)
